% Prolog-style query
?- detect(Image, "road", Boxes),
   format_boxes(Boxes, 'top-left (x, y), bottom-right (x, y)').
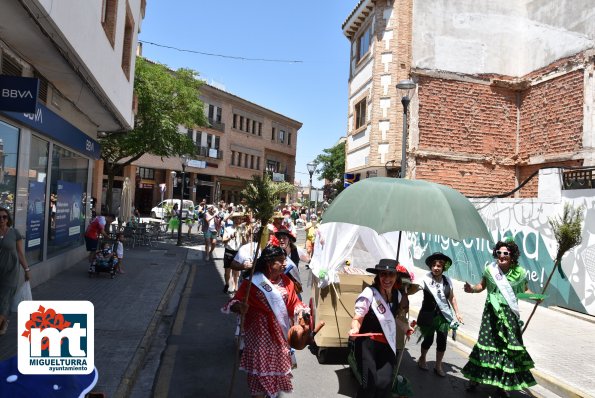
top-left (135, 238), bottom-right (538, 398)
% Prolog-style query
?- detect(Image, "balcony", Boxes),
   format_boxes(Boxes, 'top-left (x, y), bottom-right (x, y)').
top-left (265, 170), bottom-right (290, 182)
top-left (196, 145), bottom-right (223, 160)
top-left (208, 118), bottom-right (225, 132)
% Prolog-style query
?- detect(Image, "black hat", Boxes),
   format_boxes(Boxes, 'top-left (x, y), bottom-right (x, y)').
top-left (274, 229), bottom-right (296, 243)
top-left (425, 252), bottom-right (453, 271)
top-left (366, 259), bottom-right (399, 274)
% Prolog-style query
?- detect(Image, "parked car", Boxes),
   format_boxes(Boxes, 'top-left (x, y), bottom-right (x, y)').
top-left (150, 199), bottom-right (195, 219)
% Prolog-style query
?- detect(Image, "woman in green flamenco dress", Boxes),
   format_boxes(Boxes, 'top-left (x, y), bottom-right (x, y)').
top-left (462, 239), bottom-right (537, 398)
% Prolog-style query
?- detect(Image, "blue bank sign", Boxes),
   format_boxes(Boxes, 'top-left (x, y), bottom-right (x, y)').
top-left (1, 102), bottom-right (100, 159)
top-left (0, 75), bottom-right (39, 113)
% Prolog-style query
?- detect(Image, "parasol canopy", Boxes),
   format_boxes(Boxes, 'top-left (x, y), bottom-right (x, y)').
top-left (120, 177), bottom-right (132, 223)
top-left (321, 178), bottom-right (492, 242)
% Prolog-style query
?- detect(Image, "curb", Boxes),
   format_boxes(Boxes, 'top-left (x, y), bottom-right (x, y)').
top-left (113, 246), bottom-right (188, 398)
top-left (409, 308), bottom-right (589, 398)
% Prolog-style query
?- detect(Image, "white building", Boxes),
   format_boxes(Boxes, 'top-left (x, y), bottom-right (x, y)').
top-left (0, 0), bottom-right (146, 284)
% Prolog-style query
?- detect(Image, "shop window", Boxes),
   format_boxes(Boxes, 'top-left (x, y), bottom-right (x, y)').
top-left (47, 145), bottom-right (89, 259)
top-left (137, 167), bottom-right (155, 180)
top-left (25, 135), bottom-right (49, 265)
top-left (0, 121), bottom-right (19, 213)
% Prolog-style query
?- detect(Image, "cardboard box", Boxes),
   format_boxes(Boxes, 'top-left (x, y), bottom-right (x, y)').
top-left (311, 273), bottom-right (374, 348)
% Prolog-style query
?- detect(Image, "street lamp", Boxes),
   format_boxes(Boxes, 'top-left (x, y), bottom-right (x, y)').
top-left (177, 155), bottom-right (189, 246)
top-left (170, 171), bottom-right (176, 200)
top-left (306, 161), bottom-right (316, 220)
top-left (396, 79), bottom-right (416, 178)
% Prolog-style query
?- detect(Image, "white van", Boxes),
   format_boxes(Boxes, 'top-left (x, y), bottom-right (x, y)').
top-left (150, 199), bottom-right (195, 219)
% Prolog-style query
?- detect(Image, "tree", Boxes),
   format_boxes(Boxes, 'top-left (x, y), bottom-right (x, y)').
top-left (100, 57), bottom-right (207, 212)
top-left (314, 140), bottom-right (346, 201)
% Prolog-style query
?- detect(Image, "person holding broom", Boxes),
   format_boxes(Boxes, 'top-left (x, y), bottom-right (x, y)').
top-left (462, 239), bottom-right (538, 397)
top-left (222, 245), bottom-right (309, 398)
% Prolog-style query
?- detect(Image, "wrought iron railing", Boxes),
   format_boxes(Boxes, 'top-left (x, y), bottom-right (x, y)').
top-left (562, 169), bottom-right (594, 190)
top-left (195, 145), bottom-right (223, 159)
top-left (207, 118), bottom-right (225, 132)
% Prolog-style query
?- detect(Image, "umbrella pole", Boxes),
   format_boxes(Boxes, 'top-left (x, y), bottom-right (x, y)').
top-left (395, 231), bottom-right (402, 262)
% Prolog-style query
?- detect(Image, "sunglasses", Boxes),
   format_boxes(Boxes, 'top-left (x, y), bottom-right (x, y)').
top-left (0, 215), bottom-right (8, 220)
top-left (496, 250), bottom-right (510, 257)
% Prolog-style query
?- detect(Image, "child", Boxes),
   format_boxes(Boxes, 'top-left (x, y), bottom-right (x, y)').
top-left (115, 233), bottom-right (125, 274)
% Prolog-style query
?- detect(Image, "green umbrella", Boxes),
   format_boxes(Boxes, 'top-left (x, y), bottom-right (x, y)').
top-left (321, 178), bottom-right (492, 242)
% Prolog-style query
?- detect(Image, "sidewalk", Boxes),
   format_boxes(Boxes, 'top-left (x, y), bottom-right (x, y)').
top-left (408, 265), bottom-right (595, 398)
top-left (0, 237), bottom-right (189, 398)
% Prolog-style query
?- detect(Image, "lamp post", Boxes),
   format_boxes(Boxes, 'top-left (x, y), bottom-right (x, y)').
top-left (306, 161), bottom-right (316, 221)
top-left (170, 171), bottom-right (177, 201)
top-left (177, 155), bottom-right (189, 246)
top-left (396, 79), bottom-right (416, 178)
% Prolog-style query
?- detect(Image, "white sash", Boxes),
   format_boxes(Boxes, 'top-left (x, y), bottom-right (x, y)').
top-left (422, 272), bottom-right (455, 325)
top-left (488, 262), bottom-right (520, 318)
top-left (284, 256), bottom-right (302, 285)
top-left (252, 272), bottom-right (291, 337)
top-left (368, 287), bottom-right (397, 355)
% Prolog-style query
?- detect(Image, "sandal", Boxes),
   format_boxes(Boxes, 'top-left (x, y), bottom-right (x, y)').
top-left (417, 359), bottom-right (428, 370)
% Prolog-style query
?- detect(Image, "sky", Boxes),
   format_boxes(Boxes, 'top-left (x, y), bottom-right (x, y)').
top-left (138, 1), bottom-right (356, 189)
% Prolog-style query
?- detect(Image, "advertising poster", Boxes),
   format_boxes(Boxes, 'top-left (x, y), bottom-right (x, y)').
top-left (54, 180), bottom-right (83, 244)
top-left (26, 181), bottom-right (45, 250)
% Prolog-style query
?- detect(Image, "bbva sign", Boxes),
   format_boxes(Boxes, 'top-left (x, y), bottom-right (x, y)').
top-left (0, 75), bottom-right (39, 113)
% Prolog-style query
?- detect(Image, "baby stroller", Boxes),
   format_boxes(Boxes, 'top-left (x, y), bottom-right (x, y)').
top-left (88, 240), bottom-right (118, 279)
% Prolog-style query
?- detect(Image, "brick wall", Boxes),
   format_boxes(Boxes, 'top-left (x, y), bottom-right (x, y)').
top-left (519, 70), bottom-right (584, 161)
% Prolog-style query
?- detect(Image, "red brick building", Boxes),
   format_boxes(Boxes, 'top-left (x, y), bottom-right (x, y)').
top-left (343, 0), bottom-right (594, 197)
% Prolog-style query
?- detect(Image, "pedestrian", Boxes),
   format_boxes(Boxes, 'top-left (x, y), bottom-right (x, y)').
top-left (222, 246), bottom-right (309, 398)
top-left (115, 233), bottom-right (125, 274)
top-left (0, 207), bottom-right (30, 335)
top-left (304, 215), bottom-right (319, 257)
top-left (273, 229), bottom-right (310, 296)
top-left (267, 212), bottom-right (285, 246)
top-left (222, 212), bottom-right (244, 293)
top-left (462, 239), bottom-right (537, 397)
top-left (348, 259), bottom-right (414, 398)
top-left (415, 252), bottom-right (463, 377)
top-left (168, 203), bottom-right (179, 236)
top-left (84, 213), bottom-right (114, 263)
top-left (203, 205), bottom-right (218, 260)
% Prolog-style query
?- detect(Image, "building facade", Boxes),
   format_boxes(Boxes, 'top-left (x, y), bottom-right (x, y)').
top-left (343, 0), bottom-right (595, 197)
top-left (102, 82), bottom-right (302, 213)
top-left (0, 0), bottom-right (145, 285)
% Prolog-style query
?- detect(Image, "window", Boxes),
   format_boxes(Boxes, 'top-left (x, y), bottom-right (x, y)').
top-left (208, 104), bottom-right (215, 120)
top-left (354, 98), bottom-right (367, 130)
top-left (48, 145), bottom-right (89, 259)
top-left (233, 114), bottom-right (238, 129)
top-left (356, 24), bottom-right (372, 62)
top-left (238, 153), bottom-right (243, 166)
top-left (256, 157), bottom-right (260, 170)
top-left (196, 131), bottom-right (202, 146)
top-left (252, 120), bottom-right (257, 135)
top-left (258, 122), bottom-right (262, 136)
top-left (288, 132), bottom-right (292, 146)
top-left (214, 136), bottom-right (220, 149)
top-left (207, 134), bottom-right (212, 148)
top-left (231, 151), bottom-right (236, 166)
top-left (240, 116), bottom-right (244, 131)
top-left (121, 3), bottom-right (134, 79)
top-left (279, 130), bottom-right (285, 143)
top-left (246, 118), bottom-right (251, 133)
top-left (216, 107), bottom-right (222, 123)
top-left (187, 128), bottom-right (193, 140)
top-left (101, 0), bottom-right (118, 47)
top-left (137, 167), bottom-right (155, 179)
top-left (272, 127), bottom-right (276, 141)
top-left (26, 135), bottom-right (49, 265)
top-left (250, 155), bottom-right (255, 169)
top-left (244, 154), bottom-right (249, 168)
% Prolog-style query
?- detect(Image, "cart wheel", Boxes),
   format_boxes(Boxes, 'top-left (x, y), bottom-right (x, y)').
top-left (316, 347), bottom-right (328, 364)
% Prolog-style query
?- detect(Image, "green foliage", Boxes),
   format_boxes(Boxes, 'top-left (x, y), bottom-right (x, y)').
top-left (100, 57), bottom-right (206, 166)
top-left (241, 174), bottom-right (294, 224)
top-left (315, 141), bottom-right (346, 198)
top-left (548, 203), bottom-right (585, 277)
top-left (100, 57), bottom-right (207, 212)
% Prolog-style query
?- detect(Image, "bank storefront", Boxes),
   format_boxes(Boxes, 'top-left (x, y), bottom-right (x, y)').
top-left (0, 102), bottom-right (100, 284)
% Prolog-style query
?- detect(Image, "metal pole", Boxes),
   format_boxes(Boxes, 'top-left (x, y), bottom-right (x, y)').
top-left (314, 187), bottom-right (319, 218)
top-left (400, 96), bottom-right (410, 178)
top-left (177, 166), bottom-right (186, 246)
top-left (307, 175), bottom-right (313, 220)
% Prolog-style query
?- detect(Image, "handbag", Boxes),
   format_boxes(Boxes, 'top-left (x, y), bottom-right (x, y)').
top-left (416, 309), bottom-right (435, 327)
top-left (11, 280), bottom-right (33, 312)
